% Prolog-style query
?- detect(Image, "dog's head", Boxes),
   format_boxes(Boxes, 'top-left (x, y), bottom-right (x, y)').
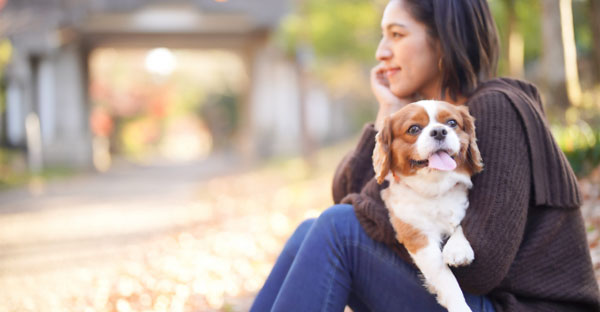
top-left (373, 100), bottom-right (483, 184)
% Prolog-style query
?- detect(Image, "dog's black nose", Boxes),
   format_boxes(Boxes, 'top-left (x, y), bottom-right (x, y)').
top-left (430, 127), bottom-right (447, 141)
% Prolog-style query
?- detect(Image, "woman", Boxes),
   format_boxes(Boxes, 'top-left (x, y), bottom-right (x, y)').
top-left (251, 0), bottom-right (600, 311)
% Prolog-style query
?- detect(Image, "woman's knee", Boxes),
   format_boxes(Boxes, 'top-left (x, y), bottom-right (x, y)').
top-left (281, 205), bottom-right (356, 256)
top-left (282, 218), bottom-right (316, 255)
top-left (297, 218), bottom-right (315, 233)
top-left (314, 204), bottom-right (358, 232)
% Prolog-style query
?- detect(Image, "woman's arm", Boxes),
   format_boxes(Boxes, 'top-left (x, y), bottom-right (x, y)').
top-left (371, 62), bottom-right (412, 131)
top-left (332, 124), bottom-right (378, 203)
top-left (453, 91), bottom-right (532, 294)
top-left (333, 63), bottom-right (414, 203)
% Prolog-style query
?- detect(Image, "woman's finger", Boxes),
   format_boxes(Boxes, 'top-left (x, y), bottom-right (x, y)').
top-left (371, 63), bottom-right (390, 88)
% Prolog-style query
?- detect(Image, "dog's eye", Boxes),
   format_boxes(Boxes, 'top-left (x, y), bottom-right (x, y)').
top-left (407, 125), bottom-right (421, 135)
top-left (446, 119), bottom-right (458, 128)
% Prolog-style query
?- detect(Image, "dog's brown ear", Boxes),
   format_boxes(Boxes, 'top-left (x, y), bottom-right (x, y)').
top-left (459, 107), bottom-right (483, 174)
top-left (373, 117), bottom-right (393, 184)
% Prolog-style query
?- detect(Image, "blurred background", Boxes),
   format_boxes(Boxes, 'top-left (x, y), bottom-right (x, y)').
top-left (0, 0), bottom-right (598, 311)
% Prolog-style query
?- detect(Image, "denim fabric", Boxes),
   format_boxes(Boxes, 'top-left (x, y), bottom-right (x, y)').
top-left (251, 204), bottom-right (496, 312)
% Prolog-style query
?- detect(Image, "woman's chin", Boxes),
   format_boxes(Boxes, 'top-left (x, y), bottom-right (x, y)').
top-left (390, 85), bottom-right (416, 100)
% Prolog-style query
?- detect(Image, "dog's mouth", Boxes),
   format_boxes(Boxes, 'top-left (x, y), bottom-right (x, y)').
top-left (411, 150), bottom-right (457, 171)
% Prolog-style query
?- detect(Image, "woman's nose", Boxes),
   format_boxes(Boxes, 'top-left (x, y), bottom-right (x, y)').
top-left (376, 40), bottom-right (392, 61)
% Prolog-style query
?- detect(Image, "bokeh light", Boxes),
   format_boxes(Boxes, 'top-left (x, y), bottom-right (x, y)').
top-left (145, 48), bottom-right (177, 77)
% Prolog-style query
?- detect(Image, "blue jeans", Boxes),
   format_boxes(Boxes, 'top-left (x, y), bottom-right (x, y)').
top-left (251, 204), bottom-right (495, 312)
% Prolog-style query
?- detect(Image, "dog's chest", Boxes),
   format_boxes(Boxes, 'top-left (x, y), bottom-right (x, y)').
top-left (381, 178), bottom-right (470, 235)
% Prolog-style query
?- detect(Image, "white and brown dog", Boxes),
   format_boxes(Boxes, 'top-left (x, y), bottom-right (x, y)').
top-left (373, 100), bottom-right (483, 312)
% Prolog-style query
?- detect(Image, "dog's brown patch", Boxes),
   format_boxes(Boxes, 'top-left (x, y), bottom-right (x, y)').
top-left (389, 105), bottom-right (430, 176)
top-left (390, 217), bottom-right (428, 253)
top-left (436, 103), bottom-right (483, 176)
top-left (374, 105), bottom-right (430, 183)
top-left (435, 107), bottom-right (459, 127)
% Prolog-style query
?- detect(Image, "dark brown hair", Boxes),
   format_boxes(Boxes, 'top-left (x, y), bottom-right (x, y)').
top-left (401, 0), bottom-right (499, 100)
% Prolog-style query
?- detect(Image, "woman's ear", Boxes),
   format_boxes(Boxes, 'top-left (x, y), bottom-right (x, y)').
top-left (373, 117), bottom-right (394, 184)
top-left (435, 42), bottom-right (444, 72)
top-left (459, 107), bottom-right (483, 174)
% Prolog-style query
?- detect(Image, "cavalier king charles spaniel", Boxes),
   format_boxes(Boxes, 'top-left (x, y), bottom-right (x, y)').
top-left (373, 100), bottom-right (483, 312)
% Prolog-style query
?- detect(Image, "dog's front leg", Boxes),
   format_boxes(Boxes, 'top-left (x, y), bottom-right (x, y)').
top-left (411, 241), bottom-right (473, 312)
top-left (390, 217), bottom-right (471, 311)
top-left (443, 226), bottom-right (474, 267)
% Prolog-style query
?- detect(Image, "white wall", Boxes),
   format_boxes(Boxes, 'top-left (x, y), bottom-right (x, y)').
top-left (5, 42), bottom-right (93, 169)
top-left (6, 80), bottom-right (24, 146)
top-left (248, 43), bottom-right (332, 157)
top-left (42, 44), bottom-right (92, 168)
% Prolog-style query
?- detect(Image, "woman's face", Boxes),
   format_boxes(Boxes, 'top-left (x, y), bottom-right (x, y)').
top-left (376, 0), bottom-right (442, 100)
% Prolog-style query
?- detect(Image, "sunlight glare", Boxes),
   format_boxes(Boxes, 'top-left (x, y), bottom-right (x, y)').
top-left (145, 48), bottom-right (177, 76)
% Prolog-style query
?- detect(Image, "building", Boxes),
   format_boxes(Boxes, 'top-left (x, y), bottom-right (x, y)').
top-left (1, 0), bottom-right (336, 169)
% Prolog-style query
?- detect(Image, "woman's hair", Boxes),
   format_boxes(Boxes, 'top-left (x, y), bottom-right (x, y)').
top-left (401, 0), bottom-right (499, 100)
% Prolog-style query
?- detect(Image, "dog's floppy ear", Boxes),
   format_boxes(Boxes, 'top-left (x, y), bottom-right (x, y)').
top-left (373, 117), bottom-right (393, 184)
top-left (459, 106), bottom-right (483, 174)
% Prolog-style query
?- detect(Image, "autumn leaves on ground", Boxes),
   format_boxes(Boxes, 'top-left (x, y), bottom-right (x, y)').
top-left (0, 140), bottom-right (598, 312)
top-left (0, 143), bottom-right (346, 312)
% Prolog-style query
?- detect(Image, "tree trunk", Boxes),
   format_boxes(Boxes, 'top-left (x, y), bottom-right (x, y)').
top-left (505, 0), bottom-right (524, 78)
top-left (540, 0), bottom-right (572, 111)
top-left (589, 0), bottom-right (600, 83)
top-left (559, 0), bottom-right (582, 106)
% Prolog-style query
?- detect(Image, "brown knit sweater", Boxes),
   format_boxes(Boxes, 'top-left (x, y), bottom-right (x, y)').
top-left (332, 78), bottom-right (600, 312)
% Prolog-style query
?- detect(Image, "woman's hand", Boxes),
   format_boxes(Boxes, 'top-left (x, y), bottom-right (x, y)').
top-left (371, 62), bottom-right (413, 131)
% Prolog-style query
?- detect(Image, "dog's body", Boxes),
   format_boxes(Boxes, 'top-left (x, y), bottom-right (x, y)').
top-left (373, 100), bottom-right (483, 312)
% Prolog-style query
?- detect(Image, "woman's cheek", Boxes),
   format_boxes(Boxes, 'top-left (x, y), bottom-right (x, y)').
top-left (390, 78), bottom-right (415, 98)
top-left (391, 67), bottom-right (415, 97)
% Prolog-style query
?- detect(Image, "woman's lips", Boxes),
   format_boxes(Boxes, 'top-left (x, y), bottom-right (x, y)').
top-left (385, 67), bottom-right (400, 78)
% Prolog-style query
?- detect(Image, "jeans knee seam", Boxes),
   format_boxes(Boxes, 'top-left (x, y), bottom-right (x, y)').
top-left (319, 214), bottom-right (345, 312)
top-left (340, 239), bottom-right (402, 312)
top-left (321, 261), bottom-right (343, 312)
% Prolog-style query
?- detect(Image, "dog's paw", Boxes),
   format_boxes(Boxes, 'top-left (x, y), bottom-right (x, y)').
top-left (443, 238), bottom-right (474, 267)
top-left (446, 301), bottom-right (473, 312)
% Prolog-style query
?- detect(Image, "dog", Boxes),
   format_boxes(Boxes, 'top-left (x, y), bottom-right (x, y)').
top-left (373, 100), bottom-right (483, 312)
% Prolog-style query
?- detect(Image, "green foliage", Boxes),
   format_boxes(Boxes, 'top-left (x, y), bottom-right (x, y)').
top-left (0, 147), bottom-right (25, 189)
top-left (572, 0), bottom-right (593, 54)
top-left (490, 0), bottom-right (595, 77)
top-left (275, 0), bottom-right (386, 130)
top-left (200, 90), bottom-right (240, 148)
top-left (277, 0), bottom-right (383, 65)
top-left (514, 0), bottom-right (542, 63)
top-left (552, 89), bottom-right (600, 178)
top-left (0, 39), bottom-right (13, 116)
top-left (0, 147), bottom-right (74, 189)
top-left (0, 40), bottom-right (12, 66)
top-left (489, 0), bottom-right (542, 75)
top-left (553, 121), bottom-right (600, 178)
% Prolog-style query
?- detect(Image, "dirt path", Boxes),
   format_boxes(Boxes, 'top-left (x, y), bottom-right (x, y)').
top-left (0, 146), bottom-right (597, 312)
top-left (0, 149), bottom-right (340, 312)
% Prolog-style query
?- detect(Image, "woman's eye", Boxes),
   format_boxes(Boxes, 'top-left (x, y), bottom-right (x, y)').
top-left (446, 119), bottom-right (458, 128)
top-left (407, 125), bottom-right (421, 135)
top-left (392, 32), bottom-right (403, 38)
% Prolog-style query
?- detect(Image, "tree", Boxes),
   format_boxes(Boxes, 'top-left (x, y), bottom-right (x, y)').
top-left (540, 0), bottom-right (582, 111)
top-left (589, 0), bottom-right (600, 83)
top-left (503, 0), bottom-right (525, 77)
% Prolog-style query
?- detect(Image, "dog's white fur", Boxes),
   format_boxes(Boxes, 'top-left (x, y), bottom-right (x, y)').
top-left (374, 100), bottom-right (481, 312)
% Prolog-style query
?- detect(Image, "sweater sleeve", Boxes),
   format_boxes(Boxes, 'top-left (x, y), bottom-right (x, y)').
top-left (452, 91), bottom-right (532, 294)
top-left (332, 124), bottom-right (378, 204)
top-left (453, 92), bottom-right (531, 294)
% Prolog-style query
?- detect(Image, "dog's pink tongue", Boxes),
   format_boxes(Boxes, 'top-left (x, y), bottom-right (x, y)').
top-left (428, 151), bottom-right (456, 171)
